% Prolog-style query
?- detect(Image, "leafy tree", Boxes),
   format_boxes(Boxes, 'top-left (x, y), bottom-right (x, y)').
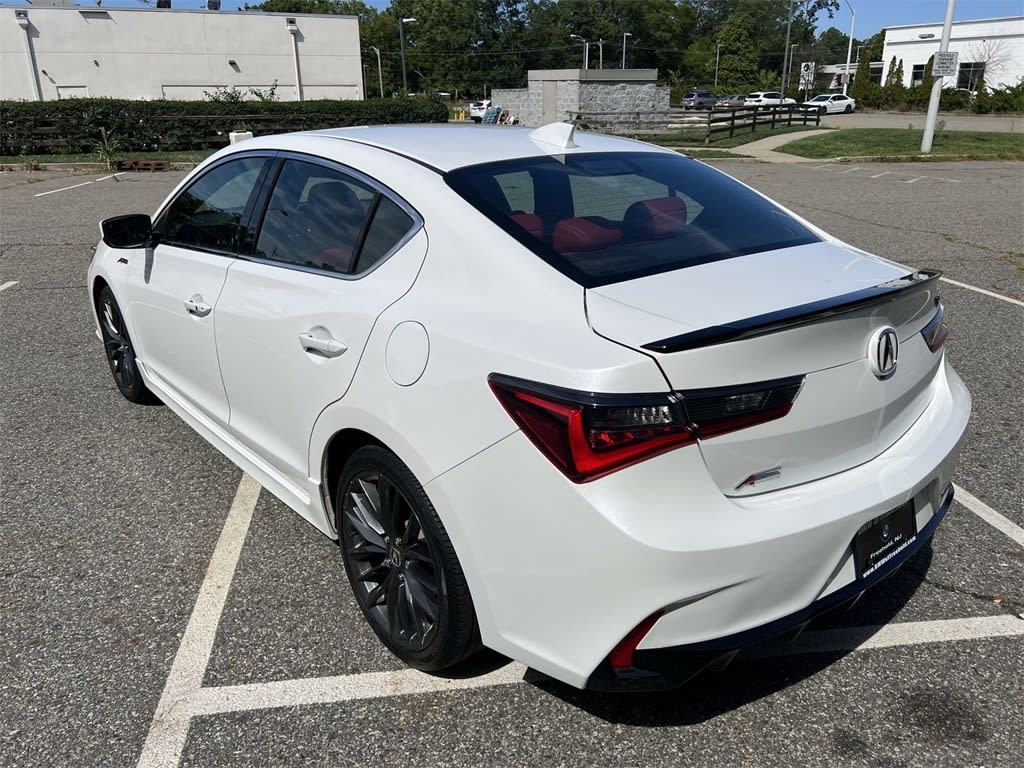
top-left (881, 55), bottom-right (905, 109)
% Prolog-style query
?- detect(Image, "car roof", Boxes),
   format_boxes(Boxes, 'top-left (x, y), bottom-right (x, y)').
top-left (259, 123), bottom-right (671, 173)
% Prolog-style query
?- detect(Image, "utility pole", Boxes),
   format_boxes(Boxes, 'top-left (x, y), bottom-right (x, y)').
top-left (621, 32), bottom-right (632, 69)
top-left (842, 1), bottom-right (856, 96)
top-left (369, 45), bottom-right (383, 98)
top-left (714, 44), bottom-right (722, 89)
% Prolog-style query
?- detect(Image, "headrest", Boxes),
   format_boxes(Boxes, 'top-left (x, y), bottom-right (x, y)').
top-left (623, 197), bottom-right (688, 240)
top-left (552, 217), bottom-right (622, 253)
top-left (510, 212), bottom-right (543, 239)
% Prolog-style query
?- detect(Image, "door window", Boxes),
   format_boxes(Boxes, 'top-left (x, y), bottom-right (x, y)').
top-left (160, 157), bottom-right (267, 252)
top-left (255, 159), bottom-right (415, 276)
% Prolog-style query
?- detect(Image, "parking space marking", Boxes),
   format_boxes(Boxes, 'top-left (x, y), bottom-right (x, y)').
top-left (136, 473), bottom-right (261, 768)
top-left (940, 277), bottom-right (1024, 308)
top-left (32, 172), bottom-right (126, 198)
top-left (171, 615), bottom-right (1024, 722)
top-left (954, 483), bottom-right (1024, 548)
top-left (0, 281), bottom-right (17, 292)
top-left (869, 171), bottom-right (891, 179)
top-left (185, 661), bottom-right (533, 718)
top-left (839, 166), bottom-right (861, 174)
top-left (132, 472), bottom-right (1024, 766)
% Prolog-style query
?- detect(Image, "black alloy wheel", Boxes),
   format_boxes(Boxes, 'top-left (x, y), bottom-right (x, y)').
top-left (845, 104), bottom-right (853, 113)
top-left (336, 446), bottom-right (480, 671)
top-left (97, 286), bottom-right (157, 404)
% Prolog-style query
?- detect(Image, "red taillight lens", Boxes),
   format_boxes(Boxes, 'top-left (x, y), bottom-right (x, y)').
top-left (489, 374), bottom-right (804, 483)
top-left (489, 377), bottom-right (695, 483)
top-left (921, 302), bottom-right (949, 352)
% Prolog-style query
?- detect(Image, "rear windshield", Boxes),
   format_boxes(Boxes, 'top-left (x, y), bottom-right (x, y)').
top-left (444, 152), bottom-right (819, 287)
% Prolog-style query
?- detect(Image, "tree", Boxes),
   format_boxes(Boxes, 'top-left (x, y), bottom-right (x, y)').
top-left (816, 26), bottom-right (853, 65)
top-left (881, 55), bottom-right (905, 109)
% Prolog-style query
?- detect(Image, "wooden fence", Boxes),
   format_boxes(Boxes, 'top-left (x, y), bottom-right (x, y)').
top-left (569, 105), bottom-right (821, 141)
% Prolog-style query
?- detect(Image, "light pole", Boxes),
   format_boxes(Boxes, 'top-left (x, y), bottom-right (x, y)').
top-left (596, 39), bottom-right (604, 69)
top-left (621, 32), bottom-right (632, 69)
top-left (714, 43), bottom-right (723, 89)
top-left (399, 16), bottom-right (416, 95)
top-left (785, 43), bottom-right (797, 93)
top-left (569, 34), bottom-right (589, 70)
top-left (922, 0), bottom-right (956, 153)
top-left (369, 45), bottom-right (383, 98)
top-left (841, 0), bottom-right (856, 95)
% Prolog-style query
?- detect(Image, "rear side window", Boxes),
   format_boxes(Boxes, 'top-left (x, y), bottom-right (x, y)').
top-left (254, 159), bottom-right (416, 276)
top-left (445, 152), bottom-right (819, 287)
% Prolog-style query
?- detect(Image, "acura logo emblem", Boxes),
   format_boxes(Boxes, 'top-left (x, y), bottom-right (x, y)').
top-left (868, 327), bottom-right (899, 380)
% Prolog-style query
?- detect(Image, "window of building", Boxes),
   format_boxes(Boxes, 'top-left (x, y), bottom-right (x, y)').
top-left (911, 64), bottom-right (926, 87)
top-left (957, 62), bottom-right (985, 91)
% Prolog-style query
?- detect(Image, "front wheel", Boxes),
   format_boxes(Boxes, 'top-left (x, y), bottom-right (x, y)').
top-left (97, 286), bottom-right (158, 404)
top-left (336, 446), bottom-right (480, 671)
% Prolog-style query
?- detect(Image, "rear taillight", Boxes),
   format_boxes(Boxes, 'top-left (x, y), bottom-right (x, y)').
top-left (921, 302), bottom-right (949, 352)
top-left (489, 374), bottom-right (804, 483)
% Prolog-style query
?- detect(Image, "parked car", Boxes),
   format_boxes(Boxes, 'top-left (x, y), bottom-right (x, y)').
top-left (716, 93), bottom-right (746, 108)
top-left (803, 93), bottom-right (857, 113)
top-left (469, 99), bottom-right (492, 122)
top-left (89, 121), bottom-right (968, 692)
top-left (680, 90), bottom-right (718, 109)
top-left (745, 91), bottom-right (797, 109)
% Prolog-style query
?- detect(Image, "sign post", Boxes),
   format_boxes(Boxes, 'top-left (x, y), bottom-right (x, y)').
top-left (922, 0), bottom-right (957, 153)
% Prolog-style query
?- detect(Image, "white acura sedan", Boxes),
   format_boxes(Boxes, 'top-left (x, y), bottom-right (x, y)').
top-left (89, 123), bottom-right (969, 691)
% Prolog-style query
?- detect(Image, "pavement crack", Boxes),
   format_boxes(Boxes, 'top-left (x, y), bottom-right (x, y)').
top-left (921, 574), bottom-right (1024, 615)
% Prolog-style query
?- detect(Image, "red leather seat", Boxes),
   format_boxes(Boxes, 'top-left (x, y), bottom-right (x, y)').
top-left (623, 197), bottom-right (688, 241)
top-left (552, 217), bottom-right (622, 253)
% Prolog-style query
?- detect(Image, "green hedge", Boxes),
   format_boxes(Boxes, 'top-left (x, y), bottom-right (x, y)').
top-left (0, 97), bottom-right (448, 156)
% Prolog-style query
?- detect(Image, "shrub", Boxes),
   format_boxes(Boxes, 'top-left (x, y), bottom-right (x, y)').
top-left (0, 97), bottom-right (448, 156)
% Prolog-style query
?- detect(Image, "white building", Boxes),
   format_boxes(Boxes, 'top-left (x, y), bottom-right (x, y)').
top-left (881, 16), bottom-right (1024, 91)
top-left (1, 4), bottom-right (363, 101)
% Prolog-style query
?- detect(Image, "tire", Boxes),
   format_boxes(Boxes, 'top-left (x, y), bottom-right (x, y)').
top-left (844, 104), bottom-right (853, 113)
top-left (97, 286), bottom-right (158, 404)
top-left (335, 445), bottom-right (480, 671)
top-left (820, 106), bottom-right (827, 115)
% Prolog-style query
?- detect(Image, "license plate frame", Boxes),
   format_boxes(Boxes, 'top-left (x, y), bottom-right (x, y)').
top-left (854, 501), bottom-right (917, 579)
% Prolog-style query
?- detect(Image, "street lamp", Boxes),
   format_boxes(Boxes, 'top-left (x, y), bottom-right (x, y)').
top-left (569, 34), bottom-right (589, 70)
top-left (369, 45), bottom-right (383, 98)
top-left (399, 16), bottom-right (416, 95)
top-left (714, 43), bottom-right (723, 89)
top-left (785, 43), bottom-right (797, 93)
top-left (596, 39), bottom-right (604, 69)
top-left (621, 31), bottom-right (632, 69)
top-left (841, 0), bottom-right (856, 95)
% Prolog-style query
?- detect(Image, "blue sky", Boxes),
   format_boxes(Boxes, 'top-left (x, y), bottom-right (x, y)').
top-left (7, 0), bottom-right (1023, 39)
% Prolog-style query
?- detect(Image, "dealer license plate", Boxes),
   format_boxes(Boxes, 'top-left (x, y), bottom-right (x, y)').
top-left (854, 501), bottom-right (917, 579)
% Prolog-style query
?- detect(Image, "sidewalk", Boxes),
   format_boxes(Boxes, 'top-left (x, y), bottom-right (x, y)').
top-left (724, 129), bottom-right (833, 163)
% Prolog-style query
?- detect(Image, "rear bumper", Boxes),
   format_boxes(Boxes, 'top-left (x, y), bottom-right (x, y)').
top-left (586, 483), bottom-right (952, 692)
top-left (426, 360), bottom-right (970, 690)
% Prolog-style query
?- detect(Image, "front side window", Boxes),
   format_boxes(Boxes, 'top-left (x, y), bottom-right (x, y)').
top-left (161, 157), bottom-right (266, 252)
top-left (255, 159), bottom-right (415, 276)
top-left (446, 152), bottom-right (820, 288)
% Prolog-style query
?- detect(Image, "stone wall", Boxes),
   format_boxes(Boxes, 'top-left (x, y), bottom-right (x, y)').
top-left (484, 70), bottom-right (668, 128)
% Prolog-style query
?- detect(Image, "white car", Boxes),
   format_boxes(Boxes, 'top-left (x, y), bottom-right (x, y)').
top-left (89, 122), bottom-right (969, 691)
top-left (744, 91), bottom-right (797, 109)
top-left (469, 99), bottom-right (492, 122)
top-left (803, 93), bottom-right (857, 113)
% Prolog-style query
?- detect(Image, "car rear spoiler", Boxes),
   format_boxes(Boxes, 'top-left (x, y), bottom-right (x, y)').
top-left (642, 269), bottom-right (942, 354)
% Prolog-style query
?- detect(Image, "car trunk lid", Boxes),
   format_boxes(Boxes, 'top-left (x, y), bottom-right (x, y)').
top-left (586, 242), bottom-right (944, 496)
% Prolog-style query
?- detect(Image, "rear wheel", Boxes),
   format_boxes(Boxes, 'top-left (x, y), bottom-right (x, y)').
top-left (336, 446), bottom-right (480, 671)
top-left (844, 104), bottom-right (853, 113)
top-left (97, 286), bottom-right (157, 404)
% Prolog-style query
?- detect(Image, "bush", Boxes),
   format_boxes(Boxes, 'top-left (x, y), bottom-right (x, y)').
top-left (0, 97), bottom-right (448, 156)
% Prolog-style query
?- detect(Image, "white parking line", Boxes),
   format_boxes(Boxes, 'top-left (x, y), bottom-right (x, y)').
top-left (32, 172), bottom-right (127, 197)
top-left (940, 277), bottom-right (1024, 308)
top-left (839, 166), bottom-right (861, 174)
top-left (869, 171), bottom-right (891, 179)
top-left (0, 281), bottom-right (18, 292)
top-left (34, 180), bottom-right (93, 197)
top-left (900, 177), bottom-right (923, 184)
top-left (136, 473), bottom-right (261, 768)
top-left (954, 483), bottom-right (1024, 548)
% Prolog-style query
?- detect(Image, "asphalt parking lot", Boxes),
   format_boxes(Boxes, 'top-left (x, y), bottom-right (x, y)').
top-left (1, 159), bottom-right (1022, 767)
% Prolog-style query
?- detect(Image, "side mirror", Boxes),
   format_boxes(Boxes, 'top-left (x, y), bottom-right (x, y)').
top-left (100, 213), bottom-right (155, 249)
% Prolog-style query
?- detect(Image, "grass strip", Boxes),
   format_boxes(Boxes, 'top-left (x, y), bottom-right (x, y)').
top-left (777, 128), bottom-right (1024, 160)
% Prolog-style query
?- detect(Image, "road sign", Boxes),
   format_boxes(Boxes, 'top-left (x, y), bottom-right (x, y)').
top-left (932, 51), bottom-right (959, 78)
top-left (799, 62), bottom-right (816, 90)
